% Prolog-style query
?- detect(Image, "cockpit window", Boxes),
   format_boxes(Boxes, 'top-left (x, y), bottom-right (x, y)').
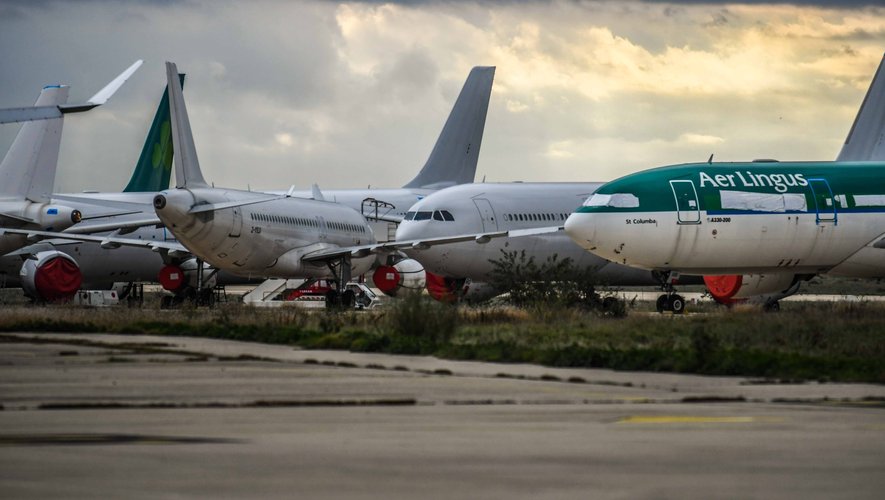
top-left (414, 211), bottom-right (432, 221)
top-left (433, 211), bottom-right (445, 221)
top-left (404, 211), bottom-right (416, 221)
top-left (583, 193), bottom-right (640, 208)
top-left (441, 210), bottom-right (454, 221)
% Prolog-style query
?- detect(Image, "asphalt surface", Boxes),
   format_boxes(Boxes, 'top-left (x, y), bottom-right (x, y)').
top-left (1, 333), bottom-right (883, 499)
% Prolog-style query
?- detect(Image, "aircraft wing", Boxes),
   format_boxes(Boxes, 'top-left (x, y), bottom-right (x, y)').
top-left (0, 227), bottom-right (187, 255)
top-left (62, 216), bottom-right (163, 235)
top-left (0, 60), bottom-right (143, 124)
top-left (0, 212), bottom-right (35, 227)
top-left (301, 226), bottom-right (563, 263)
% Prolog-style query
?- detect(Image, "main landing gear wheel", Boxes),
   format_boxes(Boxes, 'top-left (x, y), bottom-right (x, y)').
top-left (655, 293), bottom-right (686, 314)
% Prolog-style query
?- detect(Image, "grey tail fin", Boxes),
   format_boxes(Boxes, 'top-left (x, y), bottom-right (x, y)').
top-left (837, 53), bottom-right (885, 162)
top-left (403, 66), bottom-right (495, 189)
top-left (166, 61), bottom-right (207, 189)
top-left (123, 73), bottom-right (185, 192)
top-left (0, 85), bottom-right (70, 203)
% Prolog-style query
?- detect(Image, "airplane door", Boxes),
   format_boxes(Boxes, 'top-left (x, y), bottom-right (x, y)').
top-left (229, 207), bottom-right (242, 237)
top-left (808, 178), bottom-right (837, 225)
top-left (318, 217), bottom-right (328, 241)
top-left (473, 198), bottom-right (498, 232)
top-left (669, 180), bottom-right (701, 224)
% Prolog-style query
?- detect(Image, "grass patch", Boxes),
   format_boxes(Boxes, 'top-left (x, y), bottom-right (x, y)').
top-left (1, 300), bottom-right (884, 383)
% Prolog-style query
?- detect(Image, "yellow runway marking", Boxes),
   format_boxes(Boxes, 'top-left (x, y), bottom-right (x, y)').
top-left (617, 416), bottom-right (784, 424)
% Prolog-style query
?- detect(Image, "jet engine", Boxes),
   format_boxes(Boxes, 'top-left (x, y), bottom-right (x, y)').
top-left (20, 250), bottom-right (82, 302)
top-left (704, 273), bottom-right (801, 306)
top-left (23, 204), bottom-right (82, 231)
top-left (157, 258), bottom-right (217, 292)
top-left (371, 259), bottom-right (426, 297)
top-left (425, 272), bottom-right (498, 303)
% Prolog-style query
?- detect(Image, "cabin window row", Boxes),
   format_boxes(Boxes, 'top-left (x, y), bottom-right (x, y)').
top-left (503, 212), bottom-right (568, 222)
top-left (250, 213), bottom-right (366, 233)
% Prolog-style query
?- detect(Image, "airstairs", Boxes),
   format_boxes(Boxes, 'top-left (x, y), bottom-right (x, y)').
top-left (242, 279), bottom-right (311, 307)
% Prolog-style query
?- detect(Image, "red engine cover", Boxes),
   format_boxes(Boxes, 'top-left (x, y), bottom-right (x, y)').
top-left (372, 266), bottom-right (401, 294)
top-left (425, 272), bottom-right (462, 303)
top-left (34, 256), bottom-right (82, 301)
top-left (704, 275), bottom-right (742, 304)
top-left (158, 265), bottom-right (185, 291)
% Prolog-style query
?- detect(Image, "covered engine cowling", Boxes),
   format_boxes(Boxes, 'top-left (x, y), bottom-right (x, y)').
top-left (158, 259), bottom-right (217, 292)
top-left (425, 272), bottom-right (498, 303)
top-left (372, 259), bottom-right (426, 297)
top-left (704, 273), bottom-right (800, 305)
top-left (20, 251), bottom-right (82, 302)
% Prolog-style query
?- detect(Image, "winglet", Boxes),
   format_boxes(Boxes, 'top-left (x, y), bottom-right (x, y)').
top-left (166, 61), bottom-right (208, 188)
top-left (0, 60), bottom-right (142, 124)
top-left (837, 53), bottom-right (885, 161)
top-left (402, 66), bottom-right (495, 189)
top-left (58, 59), bottom-right (143, 114)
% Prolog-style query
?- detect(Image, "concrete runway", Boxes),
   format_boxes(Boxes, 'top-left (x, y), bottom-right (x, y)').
top-left (1, 333), bottom-right (884, 499)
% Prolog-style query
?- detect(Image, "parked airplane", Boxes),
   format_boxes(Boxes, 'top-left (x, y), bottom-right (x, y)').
top-left (0, 61), bottom-right (142, 261)
top-left (0, 63), bottom-right (494, 304)
top-left (565, 160), bottom-right (885, 312)
top-left (563, 54), bottom-right (885, 313)
top-left (0, 74), bottom-right (184, 299)
top-left (391, 182), bottom-right (663, 300)
top-left (92, 62), bottom-right (499, 306)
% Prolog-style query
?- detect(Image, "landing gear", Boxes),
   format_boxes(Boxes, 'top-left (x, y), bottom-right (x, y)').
top-left (324, 255), bottom-right (354, 310)
top-left (654, 271), bottom-right (685, 315)
top-left (763, 300), bottom-right (780, 312)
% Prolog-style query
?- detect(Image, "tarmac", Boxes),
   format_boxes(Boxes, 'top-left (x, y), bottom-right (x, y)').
top-left (1, 332), bottom-right (884, 499)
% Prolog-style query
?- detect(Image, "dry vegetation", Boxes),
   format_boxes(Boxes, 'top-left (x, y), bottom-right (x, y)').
top-left (1, 294), bottom-right (883, 383)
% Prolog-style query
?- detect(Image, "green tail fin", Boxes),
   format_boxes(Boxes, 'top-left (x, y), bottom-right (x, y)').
top-left (123, 73), bottom-right (185, 192)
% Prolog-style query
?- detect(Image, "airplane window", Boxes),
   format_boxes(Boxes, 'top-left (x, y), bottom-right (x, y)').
top-left (433, 211), bottom-right (445, 221)
top-left (441, 210), bottom-right (454, 221)
top-left (404, 211), bottom-right (416, 221)
top-left (414, 211), bottom-right (432, 221)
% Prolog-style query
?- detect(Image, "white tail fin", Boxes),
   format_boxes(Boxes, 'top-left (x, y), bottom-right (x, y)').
top-left (166, 61), bottom-right (208, 188)
top-left (0, 86), bottom-right (70, 203)
top-left (837, 53), bottom-right (885, 162)
top-left (403, 66), bottom-right (495, 189)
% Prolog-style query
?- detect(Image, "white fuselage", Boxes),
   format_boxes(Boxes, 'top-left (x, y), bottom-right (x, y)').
top-left (395, 183), bottom-right (659, 285)
top-left (567, 209), bottom-right (885, 278)
top-left (155, 187), bottom-right (377, 279)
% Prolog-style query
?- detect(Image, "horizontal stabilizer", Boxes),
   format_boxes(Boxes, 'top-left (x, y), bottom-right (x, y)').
top-left (62, 216), bottom-right (163, 235)
top-left (187, 195), bottom-right (283, 214)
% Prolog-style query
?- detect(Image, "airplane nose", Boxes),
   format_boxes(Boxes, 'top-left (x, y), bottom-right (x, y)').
top-left (395, 222), bottom-right (416, 241)
top-left (564, 212), bottom-right (595, 247)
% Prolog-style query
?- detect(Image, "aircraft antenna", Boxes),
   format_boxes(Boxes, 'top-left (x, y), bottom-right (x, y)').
top-left (707, 154), bottom-right (714, 164)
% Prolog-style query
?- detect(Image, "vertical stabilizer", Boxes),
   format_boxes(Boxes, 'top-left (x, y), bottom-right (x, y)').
top-left (0, 85), bottom-right (70, 203)
top-left (123, 74), bottom-right (185, 192)
top-left (403, 66), bottom-right (495, 189)
top-left (166, 62), bottom-right (207, 189)
top-left (837, 53), bottom-right (885, 161)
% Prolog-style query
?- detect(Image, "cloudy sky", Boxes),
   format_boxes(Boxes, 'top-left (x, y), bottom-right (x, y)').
top-left (1, 0), bottom-right (883, 192)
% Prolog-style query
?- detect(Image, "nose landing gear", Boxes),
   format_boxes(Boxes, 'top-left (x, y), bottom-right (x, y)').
top-left (654, 271), bottom-right (686, 315)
